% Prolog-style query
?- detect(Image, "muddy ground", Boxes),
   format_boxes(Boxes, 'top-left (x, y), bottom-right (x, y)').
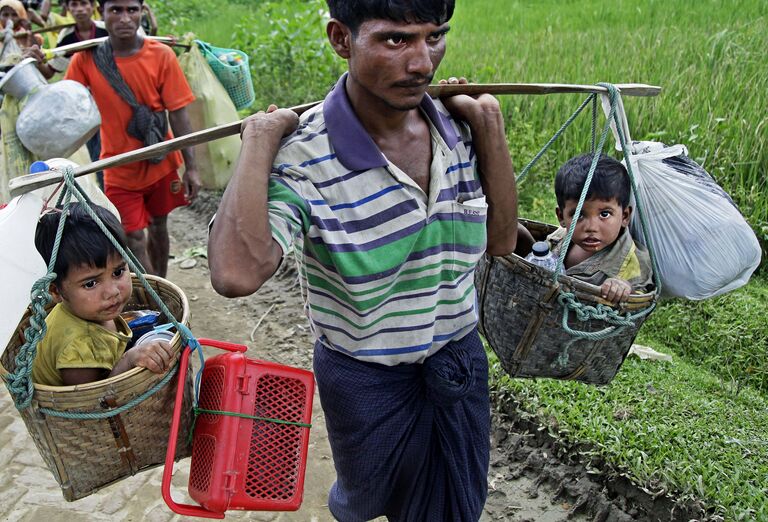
top-left (0, 193), bottom-right (712, 521)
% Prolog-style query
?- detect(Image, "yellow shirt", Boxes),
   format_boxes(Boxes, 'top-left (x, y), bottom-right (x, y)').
top-left (31, 303), bottom-right (132, 386)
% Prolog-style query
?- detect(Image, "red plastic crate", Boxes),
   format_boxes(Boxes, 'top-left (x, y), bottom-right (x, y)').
top-left (163, 339), bottom-right (314, 518)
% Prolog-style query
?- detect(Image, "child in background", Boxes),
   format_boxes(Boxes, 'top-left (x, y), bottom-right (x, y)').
top-left (0, 0), bottom-right (43, 50)
top-left (32, 203), bottom-right (174, 386)
top-left (550, 153), bottom-right (653, 304)
top-left (140, 1), bottom-right (156, 36)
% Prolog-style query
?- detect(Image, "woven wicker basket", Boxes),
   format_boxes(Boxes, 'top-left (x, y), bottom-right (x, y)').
top-left (0, 275), bottom-right (195, 501)
top-left (476, 219), bottom-right (657, 385)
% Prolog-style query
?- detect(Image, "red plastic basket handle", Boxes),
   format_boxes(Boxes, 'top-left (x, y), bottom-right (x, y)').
top-left (196, 338), bottom-right (247, 353)
top-left (162, 338), bottom-right (250, 518)
top-left (162, 344), bottom-right (223, 518)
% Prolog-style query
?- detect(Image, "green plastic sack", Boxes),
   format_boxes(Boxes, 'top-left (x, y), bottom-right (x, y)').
top-left (195, 40), bottom-right (255, 111)
top-left (178, 44), bottom-right (242, 190)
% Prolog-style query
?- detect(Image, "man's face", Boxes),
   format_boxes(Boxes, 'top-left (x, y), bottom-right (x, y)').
top-left (345, 18), bottom-right (450, 111)
top-left (0, 7), bottom-right (20, 28)
top-left (67, 0), bottom-right (94, 24)
top-left (101, 0), bottom-right (142, 40)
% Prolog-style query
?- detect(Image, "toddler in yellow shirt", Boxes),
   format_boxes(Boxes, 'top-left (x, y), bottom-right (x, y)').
top-left (32, 203), bottom-right (173, 386)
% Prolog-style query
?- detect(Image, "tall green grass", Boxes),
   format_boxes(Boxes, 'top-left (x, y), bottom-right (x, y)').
top-left (440, 0), bottom-right (768, 244)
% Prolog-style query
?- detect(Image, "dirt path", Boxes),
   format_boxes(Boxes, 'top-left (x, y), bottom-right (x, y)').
top-left (0, 195), bottom-right (701, 521)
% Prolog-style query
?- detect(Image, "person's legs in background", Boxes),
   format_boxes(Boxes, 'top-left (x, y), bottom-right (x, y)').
top-left (147, 215), bottom-right (169, 277)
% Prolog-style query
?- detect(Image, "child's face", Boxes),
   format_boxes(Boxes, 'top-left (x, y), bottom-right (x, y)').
top-left (556, 198), bottom-right (631, 254)
top-left (0, 7), bottom-right (19, 27)
top-left (52, 253), bottom-right (132, 326)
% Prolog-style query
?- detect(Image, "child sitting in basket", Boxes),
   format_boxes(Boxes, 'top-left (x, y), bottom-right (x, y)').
top-left (31, 203), bottom-right (174, 386)
top-left (549, 153), bottom-right (653, 304)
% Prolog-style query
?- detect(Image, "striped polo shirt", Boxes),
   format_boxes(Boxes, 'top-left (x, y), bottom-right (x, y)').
top-left (268, 73), bottom-right (487, 365)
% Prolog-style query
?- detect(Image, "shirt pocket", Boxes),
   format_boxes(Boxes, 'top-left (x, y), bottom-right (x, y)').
top-left (451, 196), bottom-right (488, 267)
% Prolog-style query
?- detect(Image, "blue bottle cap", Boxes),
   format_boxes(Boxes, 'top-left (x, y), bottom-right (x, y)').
top-left (29, 161), bottom-right (49, 174)
top-left (531, 241), bottom-right (550, 257)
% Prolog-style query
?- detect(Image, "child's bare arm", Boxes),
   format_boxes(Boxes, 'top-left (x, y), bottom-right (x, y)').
top-left (601, 277), bottom-right (632, 304)
top-left (60, 368), bottom-right (108, 386)
top-left (110, 341), bottom-right (174, 376)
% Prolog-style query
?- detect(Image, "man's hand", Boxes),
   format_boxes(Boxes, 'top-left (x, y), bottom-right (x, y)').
top-left (182, 166), bottom-right (202, 202)
top-left (438, 76), bottom-right (502, 127)
top-left (22, 43), bottom-right (46, 63)
top-left (22, 44), bottom-right (56, 79)
top-left (601, 278), bottom-right (632, 304)
top-left (240, 104), bottom-right (299, 141)
top-left (124, 340), bottom-right (174, 374)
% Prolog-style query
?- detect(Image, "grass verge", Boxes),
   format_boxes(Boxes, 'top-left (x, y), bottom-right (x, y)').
top-left (489, 350), bottom-right (768, 521)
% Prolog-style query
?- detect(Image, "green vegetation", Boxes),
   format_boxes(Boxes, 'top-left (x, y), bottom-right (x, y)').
top-left (440, 0), bottom-right (768, 247)
top-left (156, 1), bottom-right (767, 519)
top-left (491, 350), bottom-right (768, 521)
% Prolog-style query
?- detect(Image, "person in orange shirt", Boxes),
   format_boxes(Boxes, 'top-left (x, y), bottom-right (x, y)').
top-left (64, 0), bottom-right (200, 277)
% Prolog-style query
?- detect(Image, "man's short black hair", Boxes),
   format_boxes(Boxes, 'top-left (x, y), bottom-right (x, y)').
top-left (98, 0), bottom-right (143, 6)
top-left (326, 0), bottom-right (455, 34)
top-left (554, 153), bottom-right (631, 209)
top-left (35, 203), bottom-right (128, 285)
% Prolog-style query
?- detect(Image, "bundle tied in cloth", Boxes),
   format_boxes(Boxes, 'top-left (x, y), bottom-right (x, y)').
top-left (93, 39), bottom-right (167, 164)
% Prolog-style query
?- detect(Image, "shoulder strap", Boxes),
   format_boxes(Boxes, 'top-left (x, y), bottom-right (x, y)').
top-left (93, 40), bottom-right (139, 108)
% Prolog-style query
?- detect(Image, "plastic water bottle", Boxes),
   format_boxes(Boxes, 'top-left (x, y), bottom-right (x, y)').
top-left (525, 241), bottom-right (559, 272)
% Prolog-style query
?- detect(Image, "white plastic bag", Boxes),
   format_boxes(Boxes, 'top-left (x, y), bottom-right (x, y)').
top-left (601, 94), bottom-right (761, 300)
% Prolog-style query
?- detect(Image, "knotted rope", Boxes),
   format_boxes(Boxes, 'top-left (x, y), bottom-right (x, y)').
top-left (515, 83), bottom-right (662, 340)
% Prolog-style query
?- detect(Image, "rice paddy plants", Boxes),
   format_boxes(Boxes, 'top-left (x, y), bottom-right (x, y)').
top-left (489, 351), bottom-right (768, 520)
top-left (641, 274), bottom-right (768, 394)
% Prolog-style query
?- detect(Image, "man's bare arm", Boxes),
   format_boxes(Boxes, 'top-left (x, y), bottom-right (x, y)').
top-left (441, 81), bottom-right (518, 256)
top-left (168, 107), bottom-right (201, 201)
top-left (208, 107), bottom-right (299, 297)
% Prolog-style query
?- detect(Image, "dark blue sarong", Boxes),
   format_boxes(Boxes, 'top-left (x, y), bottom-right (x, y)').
top-left (313, 328), bottom-right (490, 522)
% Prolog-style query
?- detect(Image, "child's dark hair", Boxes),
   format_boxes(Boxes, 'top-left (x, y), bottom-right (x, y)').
top-left (326, 0), bottom-right (454, 34)
top-left (35, 203), bottom-right (128, 285)
top-left (554, 153), bottom-right (631, 209)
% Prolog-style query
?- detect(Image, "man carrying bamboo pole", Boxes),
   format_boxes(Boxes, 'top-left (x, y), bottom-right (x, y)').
top-left (60, 0), bottom-right (199, 277)
top-left (209, 1), bottom-right (518, 519)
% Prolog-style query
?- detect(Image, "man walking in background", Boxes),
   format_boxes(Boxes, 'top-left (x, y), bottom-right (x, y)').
top-left (63, 0), bottom-right (199, 276)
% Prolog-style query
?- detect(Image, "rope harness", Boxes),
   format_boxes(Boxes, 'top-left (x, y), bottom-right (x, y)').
top-left (516, 84), bottom-right (662, 340)
top-left (4, 168), bottom-right (205, 414)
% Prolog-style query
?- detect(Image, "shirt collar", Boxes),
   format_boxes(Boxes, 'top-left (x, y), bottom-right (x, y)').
top-left (323, 72), bottom-right (461, 171)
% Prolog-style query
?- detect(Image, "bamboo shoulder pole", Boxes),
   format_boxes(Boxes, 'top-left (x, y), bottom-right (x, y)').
top-left (42, 35), bottom-right (189, 60)
top-left (9, 82), bottom-right (660, 197)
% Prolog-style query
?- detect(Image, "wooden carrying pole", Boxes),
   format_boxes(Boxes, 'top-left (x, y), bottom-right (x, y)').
top-left (9, 82), bottom-right (661, 197)
top-left (41, 35), bottom-right (190, 60)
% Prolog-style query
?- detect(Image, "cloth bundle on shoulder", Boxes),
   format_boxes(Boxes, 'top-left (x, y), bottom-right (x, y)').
top-left (177, 42), bottom-right (241, 189)
top-left (602, 95), bottom-right (761, 300)
top-left (93, 40), bottom-right (167, 164)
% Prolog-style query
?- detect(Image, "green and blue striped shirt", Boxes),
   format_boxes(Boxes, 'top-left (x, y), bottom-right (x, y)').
top-left (268, 74), bottom-right (488, 365)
